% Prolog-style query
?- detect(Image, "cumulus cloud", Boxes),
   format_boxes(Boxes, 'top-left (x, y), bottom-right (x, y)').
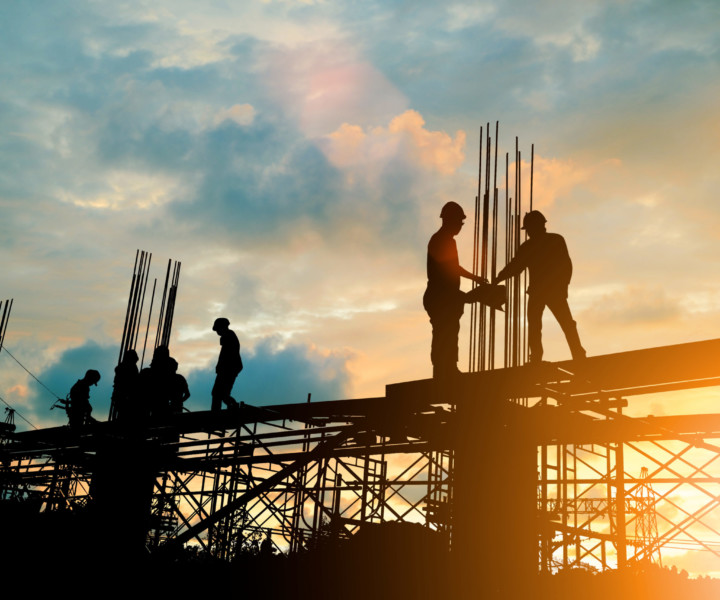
top-left (19, 342), bottom-right (118, 429)
top-left (5, 334), bottom-right (353, 431)
top-left (323, 110), bottom-right (466, 175)
top-left (521, 155), bottom-right (621, 210)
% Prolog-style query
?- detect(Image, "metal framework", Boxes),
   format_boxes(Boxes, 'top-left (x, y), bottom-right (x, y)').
top-left (1, 339), bottom-right (720, 582)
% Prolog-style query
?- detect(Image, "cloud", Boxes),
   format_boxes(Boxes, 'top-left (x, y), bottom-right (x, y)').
top-left (323, 110), bottom-right (466, 175)
top-left (259, 40), bottom-right (408, 136)
top-left (214, 103), bottom-right (256, 127)
top-left (8, 334), bottom-right (354, 431)
top-left (583, 286), bottom-right (683, 328)
top-left (523, 155), bottom-right (621, 210)
top-left (20, 342), bottom-right (118, 429)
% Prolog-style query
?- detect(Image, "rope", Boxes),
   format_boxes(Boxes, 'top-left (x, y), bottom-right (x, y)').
top-left (0, 345), bottom-right (64, 400)
top-left (0, 393), bottom-right (38, 430)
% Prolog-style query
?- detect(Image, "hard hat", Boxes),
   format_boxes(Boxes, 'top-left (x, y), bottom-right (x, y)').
top-left (213, 317), bottom-right (230, 331)
top-left (521, 210), bottom-right (547, 230)
top-left (440, 201), bottom-right (466, 220)
top-left (85, 369), bottom-right (101, 385)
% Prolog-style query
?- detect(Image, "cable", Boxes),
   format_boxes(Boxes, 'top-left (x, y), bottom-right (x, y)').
top-left (0, 393), bottom-right (38, 430)
top-left (0, 345), bottom-right (63, 401)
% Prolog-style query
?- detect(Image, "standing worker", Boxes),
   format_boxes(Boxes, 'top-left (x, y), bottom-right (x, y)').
top-left (111, 349), bottom-right (138, 422)
top-left (211, 318), bottom-right (242, 411)
top-left (494, 210), bottom-right (586, 363)
top-left (424, 201), bottom-right (503, 379)
top-left (66, 369), bottom-right (100, 429)
top-left (168, 357), bottom-right (190, 415)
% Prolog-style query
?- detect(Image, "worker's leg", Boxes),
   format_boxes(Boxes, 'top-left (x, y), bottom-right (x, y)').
top-left (547, 297), bottom-right (586, 360)
top-left (425, 294), bottom-right (464, 378)
top-left (211, 375), bottom-right (229, 411)
top-left (527, 295), bottom-right (545, 363)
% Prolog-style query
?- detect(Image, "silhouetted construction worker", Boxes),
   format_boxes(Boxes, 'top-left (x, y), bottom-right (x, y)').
top-left (168, 357), bottom-right (190, 415)
top-left (211, 318), bottom-right (242, 411)
top-left (494, 210), bottom-right (586, 363)
top-left (139, 345), bottom-right (173, 421)
top-left (66, 369), bottom-right (100, 429)
top-left (424, 201), bottom-right (489, 378)
top-left (111, 349), bottom-right (139, 422)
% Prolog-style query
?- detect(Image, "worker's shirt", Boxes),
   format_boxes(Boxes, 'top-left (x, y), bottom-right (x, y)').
top-left (69, 380), bottom-right (91, 411)
top-left (217, 330), bottom-right (242, 376)
top-left (426, 230), bottom-right (460, 297)
top-left (498, 232), bottom-right (572, 299)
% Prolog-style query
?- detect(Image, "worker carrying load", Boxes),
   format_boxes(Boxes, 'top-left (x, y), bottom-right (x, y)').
top-left (424, 201), bottom-right (506, 379)
top-left (493, 210), bottom-right (586, 363)
top-left (58, 369), bottom-right (100, 429)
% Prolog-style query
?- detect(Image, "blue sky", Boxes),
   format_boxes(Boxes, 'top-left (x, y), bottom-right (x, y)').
top-left (1, 0), bottom-right (720, 433)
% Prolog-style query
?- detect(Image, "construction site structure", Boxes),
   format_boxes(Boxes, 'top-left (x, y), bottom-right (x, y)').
top-left (1, 339), bottom-right (720, 591)
top-left (2, 129), bottom-right (720, 594)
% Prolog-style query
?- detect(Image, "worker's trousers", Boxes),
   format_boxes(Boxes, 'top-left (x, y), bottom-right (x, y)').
top-left (527, 294), bottom-right (585, 362)
top-left (212, 372), bottom-right (239, 411)
top-left (424, 289), bottom-right (465, 378)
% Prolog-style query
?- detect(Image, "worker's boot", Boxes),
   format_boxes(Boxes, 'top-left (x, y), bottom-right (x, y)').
top-left (564, 321), bottom-right (586, 361)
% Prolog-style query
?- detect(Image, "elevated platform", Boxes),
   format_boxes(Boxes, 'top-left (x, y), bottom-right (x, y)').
top-left (3, 338), bottom-right (720, 581)
top-left (7, 338), bottom-right (720, 456)
top-left (387, 337), bottom-right (720, 402)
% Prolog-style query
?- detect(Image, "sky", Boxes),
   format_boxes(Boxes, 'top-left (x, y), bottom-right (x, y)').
top-left (2, 0), bottom-right (720, 577)
top-left (1, 0), bottom-right (719, 433)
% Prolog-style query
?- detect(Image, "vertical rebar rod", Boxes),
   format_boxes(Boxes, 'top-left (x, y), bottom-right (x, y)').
top-left (479, 127), bottom-right (491, 371)
top-left (490, 121), bottom-right (499, 370)
top-left (119, 250), bottom-right (140, 363)
top-left (0, 299), bottom-right (12, 350)
top-left (141, 279), bottom-right (157, 369)
top-left (155, 259), bottom-right (172, 349)
top-left (470, 126), bottom-right (483, 372)
top-left (504, 153), bottom-right (510, 368)
top-left (133, 252), bottom-right (152, 349)
top-left (126, 250), bottom-right (146, 356)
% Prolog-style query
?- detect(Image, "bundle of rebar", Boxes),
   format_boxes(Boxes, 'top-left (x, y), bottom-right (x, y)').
top-left (0, 299), bottom-right (12, 351)
top-left (469, 123), bottom-right (533, 372)
top-left (110, 251), bottom-right (181, 421)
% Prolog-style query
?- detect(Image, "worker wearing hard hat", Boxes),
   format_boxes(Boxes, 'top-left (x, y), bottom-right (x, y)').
top-left (211, 317), bottom-right (243, 411)
top-left (66, 369), bottom-right (100, 429)
top-left (424, 201), bottom-right (503, 378)
top-left (494, 210), bottom-right (586, 363)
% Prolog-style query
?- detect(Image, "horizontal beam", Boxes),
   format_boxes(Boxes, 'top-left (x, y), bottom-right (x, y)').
top-left (387, 338), bottom-right (720, 402)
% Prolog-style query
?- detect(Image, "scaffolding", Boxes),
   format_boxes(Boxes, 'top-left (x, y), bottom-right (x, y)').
top-left (1, 340), bottom-right (720, 581)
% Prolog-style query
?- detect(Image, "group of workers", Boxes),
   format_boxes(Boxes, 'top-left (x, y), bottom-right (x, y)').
top-left (63, 201), bottom-right (584, 428)
top-left (63, 318), bottom-right (243, 429)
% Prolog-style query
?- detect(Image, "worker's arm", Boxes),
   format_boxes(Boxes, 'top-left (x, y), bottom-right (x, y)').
top-left (493, 246), bottom-right (529, 284)
top-left (459, 266), bottom-right (487, 285)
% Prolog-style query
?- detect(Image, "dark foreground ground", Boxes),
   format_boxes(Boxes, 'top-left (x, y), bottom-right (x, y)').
top-left (2, 506), bottom-right (719, 599)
